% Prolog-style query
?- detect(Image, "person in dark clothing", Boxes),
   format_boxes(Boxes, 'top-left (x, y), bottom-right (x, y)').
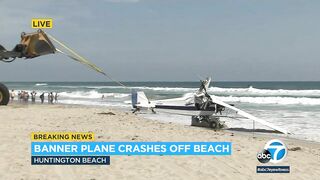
top-left (49, 92), bottom-right (54, 104)
top-left (40, 93), bottom-right (45, 104)
top-left (54, 93), bottom-right (59, 103)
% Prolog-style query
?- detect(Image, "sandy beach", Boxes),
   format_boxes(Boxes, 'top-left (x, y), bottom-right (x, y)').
top-left (0, 104), bottom-right (319, 180)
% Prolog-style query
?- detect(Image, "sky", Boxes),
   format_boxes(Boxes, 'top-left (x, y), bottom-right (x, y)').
top-left (0, 0), bottom-right (320, 82)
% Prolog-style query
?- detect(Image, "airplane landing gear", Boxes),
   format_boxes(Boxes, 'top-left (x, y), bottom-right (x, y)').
top-left (191, 116), bottom-right (225, 129)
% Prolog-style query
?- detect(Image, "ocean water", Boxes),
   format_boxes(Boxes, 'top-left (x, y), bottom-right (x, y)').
top-left (3, 81), bottom-right (320, 142)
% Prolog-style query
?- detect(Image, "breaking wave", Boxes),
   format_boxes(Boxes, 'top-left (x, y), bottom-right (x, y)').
top-left (207, 87), bottom-right (320, 98)
top-left (63, 85), bottom-right (320, 97)
top-left (216, 96), bottom-right (320, 105)
top-left (128, 86), bottom-right (320, 97)
top-left (35, 83), bottom-right (48, 86)
top-left (59, 90), bottom-right (130, 99)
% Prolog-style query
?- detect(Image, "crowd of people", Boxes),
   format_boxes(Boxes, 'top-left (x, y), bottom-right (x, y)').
top-left (10, 90), bottom-right (59, 104)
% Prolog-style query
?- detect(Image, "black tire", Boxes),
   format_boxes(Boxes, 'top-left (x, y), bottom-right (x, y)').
top-left (209, 121), bottom-right (218, 129)
top-left (191, 116), bottom-right (199, 126)
top-left (0, 83), bottom-right (10, 105)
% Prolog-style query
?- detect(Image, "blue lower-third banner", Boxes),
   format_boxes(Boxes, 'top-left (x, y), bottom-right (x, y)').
top-left (31, 156), bottom-right (110, 165)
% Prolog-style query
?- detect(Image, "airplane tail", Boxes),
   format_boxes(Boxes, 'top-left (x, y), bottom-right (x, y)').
top-left (131, 90), bottom-right (151, 108)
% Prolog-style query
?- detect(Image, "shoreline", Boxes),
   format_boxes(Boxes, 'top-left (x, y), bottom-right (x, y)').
top-left (7, 101), bottom-right (320, 145)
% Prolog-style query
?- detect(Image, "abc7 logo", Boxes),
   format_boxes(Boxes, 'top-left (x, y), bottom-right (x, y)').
top-left (257, 139), bottom-right (287, 164)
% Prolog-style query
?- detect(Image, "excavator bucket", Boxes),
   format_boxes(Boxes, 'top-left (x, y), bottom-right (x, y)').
top-left (20, 29), bottom-right (56, 58)
top-left (0, 29), bottom-right (56, 61)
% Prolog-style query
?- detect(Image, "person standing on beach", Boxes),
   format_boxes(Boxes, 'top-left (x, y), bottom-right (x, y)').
top-left (17, 91), bottom-right (21, 102)
top-left (49, 92), bottom-right (54, 104)
top-left (40, 93), bottom-right (45, 104)
top-left (24, 92), bottom-right (29, 102)
top-left (54, 93), bottom-right (59, 103)
top-left (19, 91), bottom-right (23, 102)
top-left (10, 90), bottom-right (15, 102)
top-left (31, 91), bottom-right (37, 103)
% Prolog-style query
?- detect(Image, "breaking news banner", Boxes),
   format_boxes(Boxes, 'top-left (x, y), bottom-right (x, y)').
top-left (31, 132), bottom-right (231, 165)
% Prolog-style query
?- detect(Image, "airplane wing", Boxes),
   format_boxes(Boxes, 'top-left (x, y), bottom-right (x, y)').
top-left (210, 95), bottom-right (290, 134)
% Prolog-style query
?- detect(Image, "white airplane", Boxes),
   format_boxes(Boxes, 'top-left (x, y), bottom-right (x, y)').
top-left (131, 78), bottom-right (290, 135)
